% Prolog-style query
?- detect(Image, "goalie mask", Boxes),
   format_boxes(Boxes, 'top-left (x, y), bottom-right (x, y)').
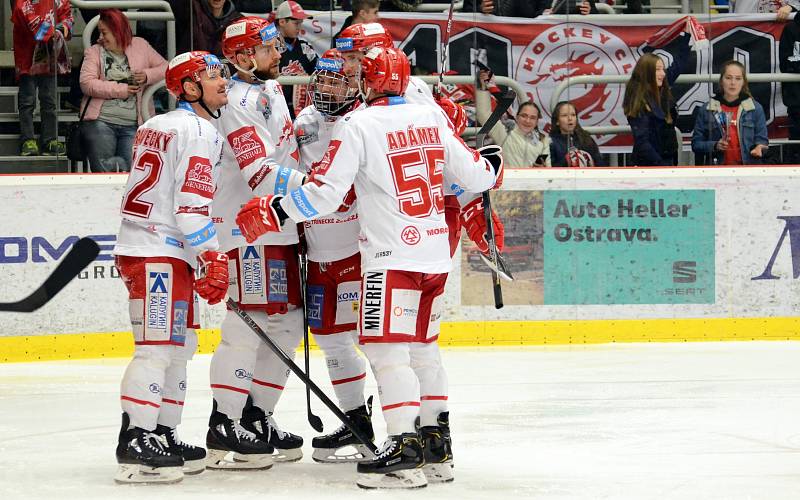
top-left (308, 51), bottom-right (358, 116)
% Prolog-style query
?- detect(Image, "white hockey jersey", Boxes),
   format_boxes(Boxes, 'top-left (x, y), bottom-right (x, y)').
top-left (404, 76), bottom-right (436, 107)
top-left (212, 76), bottom-right (304, 252)
top-left (114, 104), bottom-right (224, 265)
top-left (279, 97), bottom-right (497, 274)
top-left (294, 105), bottom-right (360, 263)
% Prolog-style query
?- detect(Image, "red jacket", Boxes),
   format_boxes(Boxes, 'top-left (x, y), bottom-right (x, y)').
top-left (11, 0), bottom-right (73, 78)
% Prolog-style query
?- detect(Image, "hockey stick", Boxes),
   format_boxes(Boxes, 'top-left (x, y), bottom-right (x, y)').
top-left (476, 88), bottom-right (517, 309)
top-left (228, 298), bottom-right (378, 455)
top-left (433, 0), bottom-right (457, 98)
top-left (0, 237), bottom-right (99, 313)
top-left (298, 249), bottom-right (324, 432)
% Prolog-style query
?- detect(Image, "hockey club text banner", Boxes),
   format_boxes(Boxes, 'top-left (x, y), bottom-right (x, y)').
top-left (303, 13), bottom-right (790, 149)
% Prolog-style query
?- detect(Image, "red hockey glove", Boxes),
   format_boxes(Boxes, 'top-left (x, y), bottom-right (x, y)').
top-left (435, 95), bottom-right (467, 136)
top-left (460, 196), bottom-right (505, 254)
top-left (196, 250), bottom-right (229, 305)
top-left (236, 195), bottom-right (283, 243)
top-left (478, 145), bottom-right (504, 189)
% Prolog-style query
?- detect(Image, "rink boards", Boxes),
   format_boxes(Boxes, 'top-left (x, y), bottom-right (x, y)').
top-left (1, 168), bottom-right (800, 362)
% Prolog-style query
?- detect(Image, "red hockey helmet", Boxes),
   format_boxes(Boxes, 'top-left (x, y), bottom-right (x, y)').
top-left (436, 96), bottom-right (467, 136)
top-left (335, 23), bottom-right (393, 53)
top-left (321, 48), bottom-right (343, 61)
top-left (221, 16), bottom-right (282, 62)
top-left (360, 46), bottom-right (410, 97)
top-left (165, 51), bottom-right (227, 99)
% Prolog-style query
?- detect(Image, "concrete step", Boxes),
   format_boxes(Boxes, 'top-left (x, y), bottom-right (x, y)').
top-left (0, 156), bottom-right (71, 174)
top-left (0, 134), bottom-right (67, 156)
top-left (0, 112), bottom-right (79, 122)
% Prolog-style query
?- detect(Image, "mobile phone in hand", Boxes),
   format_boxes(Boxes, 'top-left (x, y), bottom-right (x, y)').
top-left (535, 154), bottom-right (549, 165)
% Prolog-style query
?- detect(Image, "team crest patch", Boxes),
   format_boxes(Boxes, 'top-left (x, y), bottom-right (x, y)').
top-left (257, 91), bottom-right (272, 121)
top-left (181, 156), bottom-right (214, 198)
top-left (228, 126), bottom-right (266, 169)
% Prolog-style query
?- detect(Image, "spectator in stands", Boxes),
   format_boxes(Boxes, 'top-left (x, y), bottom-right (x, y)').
top-left (549, 101), bottom-right (603, 167)
top-left (172, 0), bottom-right (242, 56)
top-left (332, 0), bottom-right (381, 46)
top-left (623, 32), bottom-right (690, 166)
top-left (733, 0), bottom-right (798, 19)
top-left (476, 70), bottom-right (551, 167)
top-left (79, 9), bottom-right (167, 172)
top-left (691, 61), bottom-right (768, 165)
top-left (12, 0), bottom-right (73, 156)
top-left (277, 1), bottom-right (319, 119)
top-left (780, 13), bottom-right (800, 164)
top-left (461, 0), bottom-right (598, 17)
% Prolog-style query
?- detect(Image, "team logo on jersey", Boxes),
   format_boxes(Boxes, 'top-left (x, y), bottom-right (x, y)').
top-left (335, 281), bottom-right (360, 326)
top-left (401, 226), bottom-right (421, 246)
top-left (277, 117), bottom-right (294, 147)
top-left (295, 120), bottom-right (320, 146)
top-left (515, 23), bottom-right (637, 145)
top-left (241, 246), bottom-right (264, 296)
top-left (148, 383), bottom-right (161, 394)
top-left (234, 368), bottom-right (253, 380)
top-left (228, 126), bottom-right (266, 169)
top-left (361, 271), bottom-right (385, 335)
top-left (181, 156), bottom-right (214, 198)
top-left (267, 259), bottom-right (289, 303)
top-left (257, 90), bottom-right (272, 120)
top-left (389, 289), bottom-right (421, 335)
top-left (307, 285), bottom-right (324, 329)
top-left (172, 300), bottom-right (188, 344)
top-left (147, 271), bottom-right (170, 335)
top-left (281, 60), bottom-right (306, 76)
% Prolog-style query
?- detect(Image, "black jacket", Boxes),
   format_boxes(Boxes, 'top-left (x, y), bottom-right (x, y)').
top-left (279, 37), bottom-right (318, 119)
top-left (461, 0), bottom-right (550, 17)
top-left (549, 132), bottom-right (604, 167)
top-left (780, 16), bottom-right (800, 108)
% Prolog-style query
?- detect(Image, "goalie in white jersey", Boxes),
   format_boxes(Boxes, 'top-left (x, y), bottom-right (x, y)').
top-left (294, 49), bottom-right (375, 463)
top-left (236, 47), bottom-right (504, 489)
top-left (112, 51), bottom-right (229, 484)
top-left (205, 17), bottom-right (308, 469)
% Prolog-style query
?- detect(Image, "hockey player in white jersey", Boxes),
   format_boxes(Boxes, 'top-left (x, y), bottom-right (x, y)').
top-left (293, 49), bottom-right (375, 462)
top-left (112, 51), bottom-right (230, 484)
top-left (235, 47), bottom-right (504, 489)
top-left (205, 17), bottom-right (308, 469)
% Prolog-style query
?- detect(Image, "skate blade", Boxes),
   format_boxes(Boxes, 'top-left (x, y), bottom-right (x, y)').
top-left (312, 444), bottom-right (372, 464)
top-left (114, 463), bottom-right (184, 485)
top-left (273, 447), bottom-right (303, 463)
top-left (423, 462), bottom-right (454, 483)
top-left (182, 457), bottom-right (207, 475)
top-left (356, 468), bottom-right (428, 489)
top-left (205, 448), bottom-right (273, 470)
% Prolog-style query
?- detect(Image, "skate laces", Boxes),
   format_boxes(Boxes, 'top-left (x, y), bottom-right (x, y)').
top-left (265, 414), bottom-right (287, 441)
top-left (169, 428), bottom-right (195, 449)
top-left (142, 432), bottom-right (170, 456)
top-left (233, 421), bottom-right (260, 443)
top-left (373, 437), bottom-right (397, 460)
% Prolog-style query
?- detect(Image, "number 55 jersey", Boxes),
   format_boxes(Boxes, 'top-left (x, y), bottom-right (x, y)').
top-left (279, 97), bottom-right (496, 274)
top-left (114, 104), bottom-right (225, 264)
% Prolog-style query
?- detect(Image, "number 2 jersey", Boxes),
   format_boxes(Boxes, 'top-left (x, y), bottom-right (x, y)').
top-left (279, 97), bottom-right (497, 275)
top-left (114, 105), bottom-right (224, 266)
top-left (212, 77), bottom-right (303, 252)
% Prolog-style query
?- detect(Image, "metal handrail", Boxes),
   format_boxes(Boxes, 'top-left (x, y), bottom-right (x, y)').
top-left (72, 0), bottom-right (176, 63)
top-left (416, 1), bottom-right (464, 12)
top-left (551, 73), bottom-right (800, 116)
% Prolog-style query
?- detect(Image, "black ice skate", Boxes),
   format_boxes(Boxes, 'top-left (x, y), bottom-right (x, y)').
top-left (206, 400), bottom-right (274, 470)
top-left (419, 411), bottom-right (454, 483)
top-left (114, 412), bottom-right (184, 484)
top-left (241, 396), bottom-right (304, 462)
top-left (154, 424), bottom-right (207, 475)
top-left (312, 397), bottom-right (375, 463)
top-left (356, 433), bottom-right (427, 489)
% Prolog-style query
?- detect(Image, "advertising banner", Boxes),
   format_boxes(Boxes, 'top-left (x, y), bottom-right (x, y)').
top-left (303, 12), bottom-right (790, 149)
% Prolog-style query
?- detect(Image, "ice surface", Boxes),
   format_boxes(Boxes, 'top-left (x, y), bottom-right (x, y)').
top-left (2, 342), bottom-right (800, 499)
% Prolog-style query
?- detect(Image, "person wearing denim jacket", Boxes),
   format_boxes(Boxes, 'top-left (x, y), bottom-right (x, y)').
top-left (691, 60), bottom-right (768, 165)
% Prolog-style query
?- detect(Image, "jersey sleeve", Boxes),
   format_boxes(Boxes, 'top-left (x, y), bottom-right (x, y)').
top-left (173, 132), bottom-right (221, 257)
top-left (279, 119), bottom-right (361, 223)
top-left (440, 114), bottom-right (496, 196)
top-left (222, 95), bottom-right (305, 198)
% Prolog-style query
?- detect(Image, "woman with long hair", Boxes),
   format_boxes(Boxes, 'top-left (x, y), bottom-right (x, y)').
top-left (623, 29), bottom-right (690, 166)
top-left (549, 101), bottom-right (603, 167)
top-left (691, 60), bottom-right (768, 165)
top-left (80, 9), bottom-right (167, 172)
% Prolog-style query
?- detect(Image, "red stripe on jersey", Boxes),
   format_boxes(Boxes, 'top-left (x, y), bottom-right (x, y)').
top-left (176, 205), bottom-right (210, 216)
top-left (331, 372), bottom-right (366, 386)
top-left (252, 379), bottom-right (284, 391)
top-left (121, 395), bottom-right (160, 408)
top-left (161, 398), bottom-right (185, 406)
top-left (210, 383), bottom-right (249, 395)
top-left (421, 395), bottom-right (448, 401)
top-left (382, 401), bottom-right (420, 411)
top-left (248, 165), bottom-right (270, 190)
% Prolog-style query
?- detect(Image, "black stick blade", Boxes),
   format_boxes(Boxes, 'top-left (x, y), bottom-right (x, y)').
top-left (0, 237), bottom-right (100, 313)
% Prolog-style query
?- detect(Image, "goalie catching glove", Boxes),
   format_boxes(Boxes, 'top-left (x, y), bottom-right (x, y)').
top-left (460, 196), bottom-right (505, 254)
top-left (235, 195), bottom-right (285, 243)
top-left (196, 251), bottom-right (229, 305)
top-left (478, 145), bottom-right (504, 189)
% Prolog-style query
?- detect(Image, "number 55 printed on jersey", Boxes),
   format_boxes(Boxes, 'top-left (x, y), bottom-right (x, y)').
top-left (387, 146), bottom-right (445, 218)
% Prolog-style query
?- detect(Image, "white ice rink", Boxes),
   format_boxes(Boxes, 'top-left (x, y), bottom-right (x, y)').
top-left (2, 342), bottom-right (800, 499)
